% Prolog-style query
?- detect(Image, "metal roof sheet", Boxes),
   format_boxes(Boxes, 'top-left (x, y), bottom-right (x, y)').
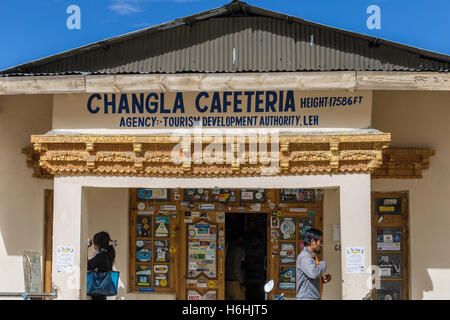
top-left (1, 1), bottom-right (449, 76)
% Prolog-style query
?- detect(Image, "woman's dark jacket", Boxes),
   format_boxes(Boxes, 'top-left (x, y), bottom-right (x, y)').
top-left (88, 249), bottom-right (114, 272)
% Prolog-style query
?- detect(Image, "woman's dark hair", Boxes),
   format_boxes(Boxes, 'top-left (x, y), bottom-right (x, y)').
top-left (303, 229), bottom-right (323, 246)
top-left (93, 231), bottom-right (115, 268)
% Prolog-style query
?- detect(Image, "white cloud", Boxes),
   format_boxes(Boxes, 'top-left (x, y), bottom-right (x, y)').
top-left (109, 1), bottom-right (143, 15)
top-left (109, 0), bottom-right (200, 15)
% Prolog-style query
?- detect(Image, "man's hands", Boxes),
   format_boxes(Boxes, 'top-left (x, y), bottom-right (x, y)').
top-left (323, 274), bottom-right (332, 283)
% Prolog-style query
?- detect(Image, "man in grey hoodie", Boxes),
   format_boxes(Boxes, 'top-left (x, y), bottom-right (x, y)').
top-left (296, 229), bottom-right (331, 300)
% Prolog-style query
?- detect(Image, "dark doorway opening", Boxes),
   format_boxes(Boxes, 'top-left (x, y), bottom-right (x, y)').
top-left (225, 213), bottom-right (267, 300)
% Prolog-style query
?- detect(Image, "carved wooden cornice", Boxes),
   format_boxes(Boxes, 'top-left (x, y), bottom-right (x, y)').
top-left (26, 133), bottom-right (391, 178)
top-left (22, 147), bottom-right (53, 179)
top-left (372, 148), bottom-right (435, 179)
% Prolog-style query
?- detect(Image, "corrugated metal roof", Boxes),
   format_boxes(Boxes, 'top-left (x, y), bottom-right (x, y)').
top-left (1, 1), bottom-right (449, 75)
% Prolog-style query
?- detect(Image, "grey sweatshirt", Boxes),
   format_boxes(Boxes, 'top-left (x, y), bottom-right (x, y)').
top-left (296, 247), bottom-right (327, 300)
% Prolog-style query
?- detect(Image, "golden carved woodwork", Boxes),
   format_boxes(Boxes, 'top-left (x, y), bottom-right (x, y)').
top-left (372, 148), bottom-right (435, 179)
top-left (23, 133), bottom-right (394, 178)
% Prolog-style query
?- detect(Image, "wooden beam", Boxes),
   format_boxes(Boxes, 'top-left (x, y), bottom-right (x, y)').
top-left (357, 72), bottom-right (450, 91)
top-left (1, 71), bottom-right (449, 95)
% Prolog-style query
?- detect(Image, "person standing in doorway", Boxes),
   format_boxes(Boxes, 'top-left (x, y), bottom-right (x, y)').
top-left (296, 229), bottom-right (331, 300)
top-left (225, 232), bottom-right (246, 300)
top-left (87, 231), bottom-right (116, 300)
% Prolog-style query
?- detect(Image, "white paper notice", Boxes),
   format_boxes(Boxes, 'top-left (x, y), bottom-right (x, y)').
top-left (333, 224), bottom-right (341, 242)
top-left (346, 247), bottom-right (365, 274)
top-left (56, 246), bottom-right (75, 273)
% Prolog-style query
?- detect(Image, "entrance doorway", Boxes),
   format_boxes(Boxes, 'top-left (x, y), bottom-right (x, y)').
top-left (225, 213), bottom-right (267, 300)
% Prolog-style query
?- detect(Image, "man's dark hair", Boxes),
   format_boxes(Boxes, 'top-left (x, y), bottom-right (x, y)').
top-left (303, 229), bottom-right (323, 246)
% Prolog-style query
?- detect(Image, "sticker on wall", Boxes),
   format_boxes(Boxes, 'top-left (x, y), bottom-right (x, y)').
top-left (280, 218), bottom-right (296, 240)
top-left (154, 240), bottom-right (170, 263)
top-left (289, 207), bottom-right (307, 213)
top-left (161, 205), bottom-right (176, 211)
top-left (250, 203), bottom-right (261, 211)
top-left (155, 216), bottom-right (170, 237)
top-left (184, 189), bottom-right (210, 202)
top-left (314, 189), bottom-right (324, 201)
top-left (137, 189), bottom-right (169, 200)
top-left (298, 218), bottom-right (314, 240)
top-left (271, 217), bottom-right (280, 228)
top-left (200, 212), bottom-right (210, 219)
top-left (136, 240), bottom-right (152, 262)
top-left (137, 202), bottom-right (146, 211)
top-left (154, 265), bottom-right (169, 274)
top-left (199, 204), bottom-right (215, 210)
top-left (376, 228), bottom-right (402, 251)
top-left (136, 265), bottom-right (152, 287)
top-left (280, 243), bottom-right (296, 264)
top-left (279, 267), bottom-right (295, 290)
top-left (280, 189), bottom-right (315, 203)
top-left (136, 215), bottom-right (152, 237)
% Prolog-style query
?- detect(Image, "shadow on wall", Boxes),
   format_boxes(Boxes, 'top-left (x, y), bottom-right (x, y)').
top-left (372, 91), bottom-right (450, 300)
top-left (0, 95), bottom-right (53, 257)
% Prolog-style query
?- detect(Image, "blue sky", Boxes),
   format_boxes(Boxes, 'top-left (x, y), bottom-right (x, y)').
top-left (0, 0), bottom-right (449, 71)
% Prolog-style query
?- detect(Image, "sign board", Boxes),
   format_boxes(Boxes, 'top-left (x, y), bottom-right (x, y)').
top-left (53, 90), bottom-right (372, 130)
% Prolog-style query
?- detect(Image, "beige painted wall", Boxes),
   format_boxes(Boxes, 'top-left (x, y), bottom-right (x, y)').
top-left (0, 95), bottom-right (53, 293)
top-left (85, 187), bottom-right (175, 300)
top-left (322, 188), bottom-right (342, 300)
top-left (372, 90), bottom-right (450, 300)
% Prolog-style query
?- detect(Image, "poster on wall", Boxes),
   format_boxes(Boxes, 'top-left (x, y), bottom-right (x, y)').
top-left (136, 265), bottom-right (152, 287)
top-left (376, 227), bottom-right (402, 251)
top-left (376, 281), bottom-right (402, 300)
top-left (136, 215), bottom-right (152, 237)
top-left (374, 198), bottom-right (402, 215)
top-left (346, 247), bottom-right (365, 274)
top-left (136, 240), bottom-right (152, 262)
top-left (187, 222), bottom-right (217, 279)
top-left (56, 246), bottom-right (75, 273)
top-left (375, 254), bottom-right (402, 278)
